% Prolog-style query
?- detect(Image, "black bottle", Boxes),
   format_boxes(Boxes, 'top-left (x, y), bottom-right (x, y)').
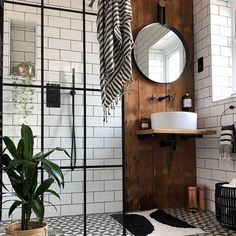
top-left (182, 92), bottom-right (192, 111)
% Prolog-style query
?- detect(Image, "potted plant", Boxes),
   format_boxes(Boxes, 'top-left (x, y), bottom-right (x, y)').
top-left (0, 124), bottom-right (69, 236)
top-left (14, 62), bottom-right (34, 77)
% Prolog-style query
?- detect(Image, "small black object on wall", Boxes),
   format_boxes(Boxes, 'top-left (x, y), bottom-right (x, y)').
top-left (46, 83), bottom-right (61, 108)
top-left (198, 57), bottom-right (204, 73)
top-left (159, 135), bottom-right (176, 151)
top-left (157, 0), bottom-right (166, 25)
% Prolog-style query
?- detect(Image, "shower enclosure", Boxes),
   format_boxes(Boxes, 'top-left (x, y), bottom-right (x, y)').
top-left (0, 0), bottom-right (126, 235)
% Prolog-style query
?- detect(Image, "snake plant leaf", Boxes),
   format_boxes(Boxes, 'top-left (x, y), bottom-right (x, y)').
top-left (22, 161), bottom-right (37, 196)
top-left (28, 170), bottom-right (38, 195)
top-left (9, 201), bottom-right (22, 217)
top-left (46, 189), bottom-right (60, 200)
top-left (3, 137), bottom-right (18, 160)
top-left (17, 139), bottom-right (24, 160)
top-left (8, 159), bottom-right (23, 170)
top-left (32, 199), bottom-right (44, 224)
top-left (32, 151), bottom-right (43, 160)
top-left (33, 148), bottom-right (70, 161)
top-left (42, 147), bottom-right (70, 159)
top-left (0, 153), bottom-right (11, 168)
top-left (2, 199), bottom-right (14, 205)
top-left (43, 200), bottom-right (57, 212)
top-left (9, 180), bottom-right (23, 199)
top-left (62, 149), bottom-right (70, 159)
top-left (0, 147), bottom-right (6, 155)
top-left (7, 169), bottom-right (23, 198)
top-left (21, 124), bottom-right (33, 161)
top-left (7, 168), bottom-right (21, 182)
top-left (41, 159), bottom-right (64, 188)
top-left (33, 178), bottom-right (54, 199)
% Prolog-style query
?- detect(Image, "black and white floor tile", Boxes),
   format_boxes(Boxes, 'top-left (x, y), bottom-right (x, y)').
top-left (0, 213), bottom-right (133, 236)
top-left (0, 209), bottom-right (236, 235)
top-left (46, 213), bottom-right (133, 236)
top-left (165, 208), bottom-right (236, 236)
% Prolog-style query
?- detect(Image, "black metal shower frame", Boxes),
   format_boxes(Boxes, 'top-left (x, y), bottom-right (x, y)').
top-left (0, 0), bottom-right (4, 224)
top-left (0, 0), bottom-right (126, 235)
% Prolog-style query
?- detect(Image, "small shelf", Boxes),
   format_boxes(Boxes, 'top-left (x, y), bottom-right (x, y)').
top-left (136, 128), bottom-right (217, 136)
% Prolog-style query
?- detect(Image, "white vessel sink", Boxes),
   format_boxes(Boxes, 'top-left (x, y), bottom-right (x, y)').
top-left (151, 112), bottom-right (197, 130)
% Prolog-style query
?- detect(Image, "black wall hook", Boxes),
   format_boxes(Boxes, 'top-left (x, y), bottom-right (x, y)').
top-left (157, 0), bottom-right (166, 25)
top-left (220, 105), bottom-right (236, 127)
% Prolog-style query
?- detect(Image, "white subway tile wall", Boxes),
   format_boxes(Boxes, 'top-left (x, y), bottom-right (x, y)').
top-left (194, 0), bottom-right (236, 212)
top-left (210, 0), bottom-right (233, 101)
top-left (2, 2), bottom-right (122, 220)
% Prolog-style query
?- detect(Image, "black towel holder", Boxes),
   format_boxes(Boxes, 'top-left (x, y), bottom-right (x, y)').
top-left (220, 105), bottom-right (236, 127)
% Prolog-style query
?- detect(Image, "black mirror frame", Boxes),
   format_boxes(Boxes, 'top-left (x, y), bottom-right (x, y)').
top-left (132, 23), bottom-right (189, 84)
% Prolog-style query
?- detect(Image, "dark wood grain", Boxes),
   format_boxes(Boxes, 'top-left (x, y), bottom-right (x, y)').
top-left (136, 129), bottom-right (216, 135)
top-left (125, 0), bottom-right (195, 210)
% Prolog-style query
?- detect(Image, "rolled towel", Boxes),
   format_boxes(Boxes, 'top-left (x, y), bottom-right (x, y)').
top-left (219, 124), bottom-right (236, 161)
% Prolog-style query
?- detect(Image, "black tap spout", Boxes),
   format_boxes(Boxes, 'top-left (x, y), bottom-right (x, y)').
top-left (89, 0), bottom-right (96, 7)
top-left (158, 95), bottom-right (174, 102)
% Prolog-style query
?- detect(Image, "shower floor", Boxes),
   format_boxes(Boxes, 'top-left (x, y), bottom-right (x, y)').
top-left (0, 208), bottom-right (235, 235)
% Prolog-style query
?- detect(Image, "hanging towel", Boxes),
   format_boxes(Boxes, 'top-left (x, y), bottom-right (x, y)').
top-left (219, 124), bottom-right (236, 161)
top-left (97, 0), bottom-right (134, 121)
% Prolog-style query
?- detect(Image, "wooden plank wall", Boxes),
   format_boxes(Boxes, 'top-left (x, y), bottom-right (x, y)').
top-left (125, 0), bottom-right (195, 211)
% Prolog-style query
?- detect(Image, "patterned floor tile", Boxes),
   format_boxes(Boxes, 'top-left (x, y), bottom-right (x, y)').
top-left (0, 208), bottom-right (235, 235)
top-left (165, 208), bottom-right (236, 236)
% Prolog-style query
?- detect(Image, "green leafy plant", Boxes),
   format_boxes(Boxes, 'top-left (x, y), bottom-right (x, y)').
top-left (0, 124), bottom-right (70, 230)
top-left (12, 62), bottom-right (35, 121)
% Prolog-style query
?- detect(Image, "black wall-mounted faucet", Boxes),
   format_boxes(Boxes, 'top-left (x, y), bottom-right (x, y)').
top-left (89, 0), bottom-right (96, 7)
top-left (158, 95), bottom-right (174, 103)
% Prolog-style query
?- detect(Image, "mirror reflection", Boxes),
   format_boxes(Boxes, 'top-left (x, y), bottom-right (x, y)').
top-left (133, 23), bottom-right (186, 83)
top-left (10, 20), bottom-right (36, 76)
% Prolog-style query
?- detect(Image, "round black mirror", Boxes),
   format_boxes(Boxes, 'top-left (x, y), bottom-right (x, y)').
top-left (133, 23), bottom-right (187, 83)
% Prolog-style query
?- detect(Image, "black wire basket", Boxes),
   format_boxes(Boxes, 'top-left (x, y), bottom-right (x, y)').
top-left (215, 182), bottom-right (236, 229)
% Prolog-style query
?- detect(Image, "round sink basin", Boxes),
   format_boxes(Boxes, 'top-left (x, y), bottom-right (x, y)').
top-left (151, 112), bottom-right (197, 130)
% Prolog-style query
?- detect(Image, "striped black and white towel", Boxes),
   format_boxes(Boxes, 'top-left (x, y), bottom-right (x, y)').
top-left (219, 124), bottom-right (236, 161)
top-left (97, 0), bottom-right (134, 121)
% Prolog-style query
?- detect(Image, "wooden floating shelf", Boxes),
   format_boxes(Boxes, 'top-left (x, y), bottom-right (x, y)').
top-left (136, 128), bottom-right (217, 136)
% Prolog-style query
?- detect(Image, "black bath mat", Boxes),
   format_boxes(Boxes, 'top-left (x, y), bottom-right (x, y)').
top-left (112, 214), bottom-right (154, 236)
top-left (150, 210), bottom-right (196, 228)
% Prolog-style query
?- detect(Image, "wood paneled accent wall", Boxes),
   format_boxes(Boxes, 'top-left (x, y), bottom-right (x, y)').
top-left (125, 0), bottom-right (195, 211)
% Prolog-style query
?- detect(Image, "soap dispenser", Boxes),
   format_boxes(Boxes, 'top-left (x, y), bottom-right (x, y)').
top-left (182, 92), bottom-right (192, 111)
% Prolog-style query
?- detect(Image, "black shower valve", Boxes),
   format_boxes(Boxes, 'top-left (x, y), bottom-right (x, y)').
top-left (46, 83), bottom-right (61, 108)
top-left (70, 90), bottom-right (76, 96)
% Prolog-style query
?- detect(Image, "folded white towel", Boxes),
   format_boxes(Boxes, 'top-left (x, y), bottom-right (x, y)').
top-left (222, 178), bottom-right (236, 188)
